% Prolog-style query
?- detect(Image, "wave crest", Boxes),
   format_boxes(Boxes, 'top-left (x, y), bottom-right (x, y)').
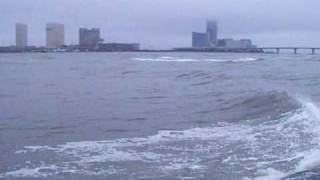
top-left (131, 56), bottom-right (262, 63)
top-left (3, 96), bottom-right (320, 179)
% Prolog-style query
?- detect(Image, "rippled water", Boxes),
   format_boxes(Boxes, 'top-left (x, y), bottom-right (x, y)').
top-left (1, 52), bottom-right (320, 179)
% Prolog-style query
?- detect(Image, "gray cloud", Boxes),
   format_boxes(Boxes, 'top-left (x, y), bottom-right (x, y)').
top-left (1, 0), bottom-right (320, 48)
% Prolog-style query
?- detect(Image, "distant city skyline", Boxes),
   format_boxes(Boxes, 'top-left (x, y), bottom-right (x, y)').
top-left (2, 0), bottom-right (320, 49)
top-left (192, 20), bottom-right (255, 49)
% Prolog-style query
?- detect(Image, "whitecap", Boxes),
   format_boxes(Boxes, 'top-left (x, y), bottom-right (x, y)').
top-left (3, 165), bottom-right (59, 178)
top-left (4, 98), bottom-right (320, 179)
top-left (296, 149), bottom-right (320, 172)
top-left (130, 57), bottom-right (262, 62)
top-left (254, 168), bottom-right (286, 180)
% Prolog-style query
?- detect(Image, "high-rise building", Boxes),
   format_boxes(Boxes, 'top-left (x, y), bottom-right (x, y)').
top-left (46, 23), bottom-right (65, 48)
top-left (79, 28), bottom-right (101, 51)
top-left (16, 23), bottom-right (28, 49)
top-left (192, 32), bottom-right (210, 48)
top-left (206, 20), bottom-right (218, 46)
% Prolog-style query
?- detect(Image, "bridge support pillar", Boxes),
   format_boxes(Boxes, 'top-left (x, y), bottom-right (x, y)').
top-left (312, 48), bottom-right (315, 55)
top-left (294, 48), bottom-right (298, 54)
top-left (276, 48), bottom-right (280, 54)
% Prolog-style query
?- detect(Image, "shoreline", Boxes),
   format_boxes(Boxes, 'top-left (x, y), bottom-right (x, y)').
top-left (0, 49), bottom-right (266, 54)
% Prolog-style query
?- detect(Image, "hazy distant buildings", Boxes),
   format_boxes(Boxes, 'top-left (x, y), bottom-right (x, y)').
top-left (79, 28), bottom-right (101, 51)
top-left (46, 23), bottom-right (65, 48)
top-left (0, 22), bottom-right (145, 52)
top-left (238, 39), bottom-right (255, 48)
top-left (190, 19), bottom-right (257, 50)
top-left (192, 32), bottom-right (210, 48)
top-left (16, 23), bottom-right (28, 49)
top-left (206, 20), bottom-right (218, 46)
top-left (217, 39), bottom-right (255, 49)
top-left (191, 20), bottom-right (218, 48)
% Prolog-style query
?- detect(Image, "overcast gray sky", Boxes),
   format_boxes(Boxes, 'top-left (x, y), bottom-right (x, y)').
top-left (1, 0), bottom-right (320, 49)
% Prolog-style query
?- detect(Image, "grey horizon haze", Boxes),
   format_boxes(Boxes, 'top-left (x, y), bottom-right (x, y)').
top-left (1, 0), bottom-right (320, 49)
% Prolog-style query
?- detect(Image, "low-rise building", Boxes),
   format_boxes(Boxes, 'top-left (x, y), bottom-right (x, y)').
top-left (79, 28), bottom-right (101, 51)
top-left (217, 39), bottom-right (254, 49)
top-left (98, 43), bottom-right (140, 51)
top-left (192, 32), bottom-right (210, 48)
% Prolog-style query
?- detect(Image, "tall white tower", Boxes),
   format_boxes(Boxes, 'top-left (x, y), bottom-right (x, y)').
top-left (16, 23), bottom-right (28, 49)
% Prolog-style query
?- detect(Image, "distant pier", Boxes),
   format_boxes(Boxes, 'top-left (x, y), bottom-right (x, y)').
top-left (174, 47), bottom-right (320, 54)
top-left (260, 47), bottom-right (320, 54)
top-left (173, 47), bottom-right (320, 54)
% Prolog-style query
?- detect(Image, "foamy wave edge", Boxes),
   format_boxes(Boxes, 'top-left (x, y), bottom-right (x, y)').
top-left (131, 57), bottom-right (262, 62)
top-left (253, 101), bottom-right (320, 180)
top-left (2, 100), bottom-right (320, 179)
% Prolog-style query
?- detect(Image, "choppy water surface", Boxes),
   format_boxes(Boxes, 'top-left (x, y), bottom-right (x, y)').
top-left (1, 52), bottom-right (320, 179)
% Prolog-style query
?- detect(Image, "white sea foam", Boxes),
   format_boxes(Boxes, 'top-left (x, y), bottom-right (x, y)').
top-left (252, 100), bottom-right (320, 180)
top-left (5, 123), bottom-right (256, 178)
top-left (4, 99), bottom-right (320, 179)
top-left (131, 57), bottom-right (262, 63)
top-left (208, 57), bottom-right (262, 62)
top-left (254, 168), bottom-right (286, 180)
top-left (296, 149), bottom-right (320, 172)
top-left (294, 100), bottom-right (320, 173)
top-left (3, 165), bottom-right (59, 178)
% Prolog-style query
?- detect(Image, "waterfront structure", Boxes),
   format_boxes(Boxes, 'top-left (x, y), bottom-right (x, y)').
top-left (16, 23), bottom-right (28, 49)
top-left (46, 23), bottom-right (65, 48)
top-left (239, 39), bottom-right (254, 48)
top-left (98, 43), bottom-right (140, 51)
top-left (192, 32), bottom-right (210, 48)
top-left (206, 20), bottom-right (218, 46)
top-left (79, 28), bottom-right (101, 51)
top-left (0, 46), bottom-right (17, 53)
top-left (217, 39), bottom-right (254, 49)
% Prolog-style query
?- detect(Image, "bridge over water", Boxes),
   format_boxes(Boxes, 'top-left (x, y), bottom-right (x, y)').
top-left (260, 47), bottom-right (320, 54)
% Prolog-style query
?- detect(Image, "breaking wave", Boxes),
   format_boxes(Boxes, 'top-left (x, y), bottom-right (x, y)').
top-left (131, 56), bottom-right (262, 63)
top-left (2, 94), bottom-right (320, 179)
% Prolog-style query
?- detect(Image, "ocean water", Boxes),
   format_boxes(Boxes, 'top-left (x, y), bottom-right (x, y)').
top-left (0, 52), bottom-right (320, 180)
